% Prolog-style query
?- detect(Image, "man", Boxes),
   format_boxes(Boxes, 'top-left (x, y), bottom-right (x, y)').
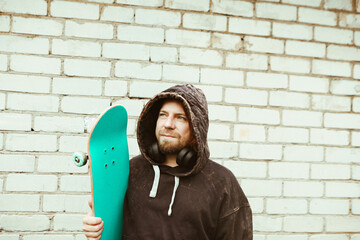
top-left (83, 84), bottom-right (253, 239)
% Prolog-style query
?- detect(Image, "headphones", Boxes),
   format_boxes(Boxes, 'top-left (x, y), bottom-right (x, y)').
top-left (148, 142), bottom-right (197, 168)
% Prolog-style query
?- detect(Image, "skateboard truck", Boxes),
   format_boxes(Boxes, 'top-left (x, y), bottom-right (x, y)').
top-left (73, 152), bottom-right (88, 167)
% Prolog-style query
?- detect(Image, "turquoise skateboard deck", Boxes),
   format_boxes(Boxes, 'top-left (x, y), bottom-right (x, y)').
top-left (74, 105), bottom-right (129, 240)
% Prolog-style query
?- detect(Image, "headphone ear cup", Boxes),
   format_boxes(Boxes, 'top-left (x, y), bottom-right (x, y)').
top-left (148, 142), bottom-right (165, 163)
top-left (177, 147), bottom-right (196, 168)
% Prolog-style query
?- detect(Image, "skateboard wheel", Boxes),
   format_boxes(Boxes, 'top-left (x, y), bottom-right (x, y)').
top-left (73, 152), bottom-right (88, 167)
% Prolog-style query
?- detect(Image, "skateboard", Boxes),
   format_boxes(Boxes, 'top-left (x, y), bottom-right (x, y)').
top-left (73, 105), bottom-right (129, 240)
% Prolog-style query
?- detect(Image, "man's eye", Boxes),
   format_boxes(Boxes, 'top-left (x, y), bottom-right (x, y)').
top-left (178, 116), bottom-right (186, 120)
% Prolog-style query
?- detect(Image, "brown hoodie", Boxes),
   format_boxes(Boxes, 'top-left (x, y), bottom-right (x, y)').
top-left (123, 84), bottom-right (253, 239)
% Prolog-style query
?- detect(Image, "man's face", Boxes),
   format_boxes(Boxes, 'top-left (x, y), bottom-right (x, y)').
top-left (155, 101), bottom-right (192, 155)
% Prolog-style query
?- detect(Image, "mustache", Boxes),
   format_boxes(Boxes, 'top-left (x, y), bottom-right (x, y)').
top-left (159, 130), bottom-right (180, 138)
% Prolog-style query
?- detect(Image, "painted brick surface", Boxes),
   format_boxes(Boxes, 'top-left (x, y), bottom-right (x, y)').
top-left (0, 0), bottom-right (359, 238)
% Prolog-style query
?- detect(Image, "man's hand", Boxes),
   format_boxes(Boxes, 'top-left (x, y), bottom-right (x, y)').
top-left (83, 199), bottom-right (104, 240)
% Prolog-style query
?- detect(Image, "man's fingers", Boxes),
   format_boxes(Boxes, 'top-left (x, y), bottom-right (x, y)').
top-left (88, 199), bottom-right (94, 210)
top-left (83, 215), bottom-right (103, 226)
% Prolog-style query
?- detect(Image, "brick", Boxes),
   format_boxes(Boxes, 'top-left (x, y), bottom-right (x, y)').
top-left (194, 85), bottom-right (223, 102)
top-left (283, 110), bottom-right (322, 127)
top-left (183, 13), bottom-right (226, 31)
top-left (65, 20), bottom-right (113, 39)
top-left (116, 0), bottom-right (162, 6)
top-left (353, 199), bottom-right (360, 213)
top-left (212, 33), bottom-right (242, 51)
top-left (75, 235), bottom-right (87, 240)
top-left (0, 235), bottom-right (19, 240)
top-left (245, 36), bottom-right (284, 54)
top-left (103, 42), bottom-right (149, 60)
top-left (7, 93), bottom-right (59, 112)
top-left (284, 216), bottom-right (323, 232)
top-left (60, 175), bottom-right (91, 192)
top-left (10, 55), bottom-right (60, 75)
top-left (43, 194), bottom-right (89, 213)
top-left (273, 22), bottom-right (312, 40)
top-left (299, 8), bottom-right (337, 26)
top-left (0, 73), bottom-right (50, 93)
top-left (0, 154), bottom-right (35, 172)
top-left (328, 45), bottom-right (360, 61)
top-left (246, 72), bottom-right (287, 89)
top-left (61, 96), bottom-right (110, 114)
top-left (128, 137), bottom-right (141, 156)
top-left (268, 126), bottom-right (308, 144)
top-left (104, 80), bottom-right (128, 97)
top-left (53, 214), bottom-right (83, 231)
top-left (289, 75), bottom-right (329, 93)
top-left (0, 113), bottom-right (31, 131)
top-left (150, 46), bottom-right (177, 63)
top-left (270, 56), bottom-right (310, 74)
top-left (355, 32), bottom-right (360, 46)
top-left (269, 162), bottom-right (309, 179)
top-left (165, 0), bottom-right (209, 11)
top-left (311, 129), bottom-right (349, 146)
top-left (326, 217), bottom-right (360, 232)
top-left (135, 9), bottom-right (180, 27)
top-left (115, 61), bottom-right (161, 80)
top-left (285, 40), bottom-right (326, 58)
top-left (352, 236), bottom-right (360, 240)
top-left (0, 15), bottom-right (10, 32)
top-left (332, 79), bottom-right (360, 96)
top-left (311, 199), bottom-right (349, 215)
top-left (0, 54), bottom-right (7, 71)
top-left (64, 59), bottom-right (111, 77)
top-left (0, 194), bottom-right (39, 211)
top-left (0, 0), bottom-right (47, 15)
top-left (248, 198), bottom-right (264, 214)
top-left (270, 91), bottom-right (310, 109)
top-left (238, 107), bottom-right (280, 125)
top-left (166, 29), bottom-right (210, 47)
top-left (284, 181), bottom-right (323, 197)
top-left (268, 235), bottom-right (307, 240)
top-left (339, 13), bottom-right (360, 28)
top-left (208, 105), bottom-right (236, 122)
top-left (355, 64), bottom-right (360, 79)
top-left (0, 93), bottom-right (5, 111)
top-left (229, 18), bottom-right (271, 36)
top-left (0, 215), bottom-right (50, 231)
top-left (225, 88), bottom-right (268, 106)
top-left (282, 0), bottom-right (321, 7)
top-left (201, 68), bottom-right (243, 86)
top-left (284, 145), bottom-right (323, 162)
top-left (53, 77), bottom-right (102, 96)
top-left (312, 95), bottom-right (351, 112)
top-left (129, 81), bottom-right (173, 98)
top-left (0, 35), bottom-right (49, 54)
top-left (23, 235), bottom-right (73, 240)
top-left (101, 6), bottom-right (134, 23)
top-left (313, 60), bottom-right (351, 77)
top-left (180, 48), bottom-right (222, 67)
top-left (163, 65), bottom-right (199, 83)
top-left (241, 179), bottom-right (282, 197)
top-left (38, 155), bottom-right (87, 173)
top-left (226, 53), bottom-right (268, 70)
top-left (326, 147), bottom-right (360, 163)
top-left (112, 99), bottom-right (146, 117)
top-left (52, 39), bottom-right (101, 57)
top-left (253, 216), bottom-right (282, 232)
top-left (212, 0), bottom-right (253, 17)
top-left (208, 141), bottom-right (238, 158)
top-left (312, 164), bottom-right (350, 179)
top-left (50, 0), bottom-right (99, 20)
top-left (6, 134), bottom-right (57, 152)
top-left (0, 134), bottom-right (3, 150)
top-left (326, 182), bottom-right (360, 197)
top-left (208, 123), bottom-right (230, 140)
top-left (117, 24), bottom-right (164, 43)
top-left (34, 116), bottom-right (84, 133)
top-left (12, 16), bottom-right (63, 36)
top-left (7, 174), bottom-right (57, 192)
top-left (324, 0), bottom-right (352, 11)
top-left (256, 3), bottom-right (296, 21)
top-left (59, 135), bottom-right (88, 153)
top-left (267, 199), bottom-right (307, 214)
top-left (315, 27), bottom-right (353, 44)
top-left (234, 124), bottom-right (266, 142)
top-left (240, 143), bottom-right (282, 160)
top-left (224, 160), bottom-right (267, 178)
top-left (325, 113), bottom-right (360, 130)
top-left (352, 131), bottom-right (360, 146)
top-left (0, 177), bottom-right (2, 191)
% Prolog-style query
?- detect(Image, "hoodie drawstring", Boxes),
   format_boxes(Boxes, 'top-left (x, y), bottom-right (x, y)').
top-left (149, 165), bottom-right (180, 216)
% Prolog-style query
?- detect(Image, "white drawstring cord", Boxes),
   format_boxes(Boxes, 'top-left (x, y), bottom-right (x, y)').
top-left (168, 176), bottom-right (179, 216)
top-left (149, 165), bottom-right (160, 198)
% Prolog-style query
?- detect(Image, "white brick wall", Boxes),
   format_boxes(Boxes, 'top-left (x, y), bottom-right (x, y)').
top-left (0, 0), bottom-right (359, 238)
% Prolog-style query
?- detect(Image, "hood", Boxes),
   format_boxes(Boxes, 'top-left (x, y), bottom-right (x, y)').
top-left (137, 84), bottom-right (210, 177)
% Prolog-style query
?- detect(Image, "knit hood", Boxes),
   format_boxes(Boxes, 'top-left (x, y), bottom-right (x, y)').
top-left (137, 84), bottom-right (210, 177)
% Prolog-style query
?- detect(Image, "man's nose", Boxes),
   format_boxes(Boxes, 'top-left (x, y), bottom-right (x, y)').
top-left (164, 116), bottom-right (175, 128)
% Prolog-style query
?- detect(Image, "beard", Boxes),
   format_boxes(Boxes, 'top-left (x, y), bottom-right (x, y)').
top-left (157, 131), bottom-right (187, 155)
